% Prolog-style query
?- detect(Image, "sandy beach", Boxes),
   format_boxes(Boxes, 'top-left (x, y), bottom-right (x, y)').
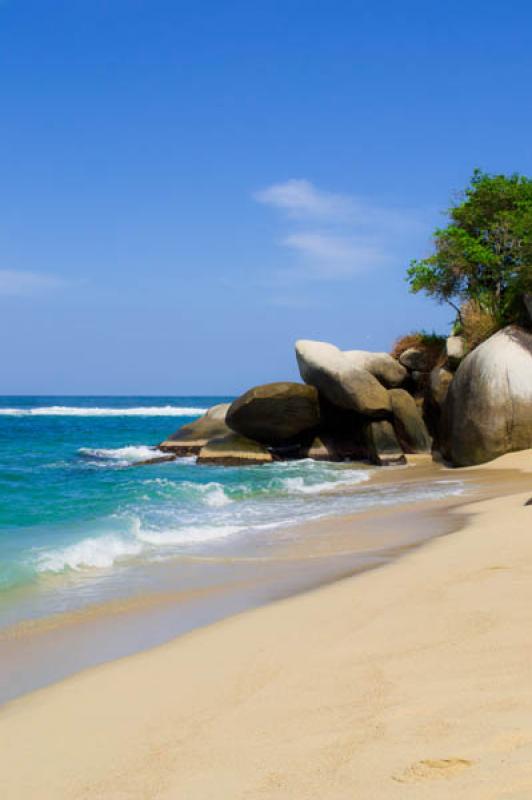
top-left (2, 450), bottom-right (532, 799)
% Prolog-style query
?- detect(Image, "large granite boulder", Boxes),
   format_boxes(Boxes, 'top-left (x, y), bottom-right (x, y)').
top-left (343, 350), bottom-right (407, 388)
top-left (364, 420), bottom-right (406, 466)
top-left (295, 340), bottom-right (391, 417)
top-left (160, 403), bottom-right (230, 455)
top-left (442, 326), bottom-right (532, 466)
top-left (226, 382), bottom-right (319, 445)
top-left (197, 433), bottom-right (273, 466)
top-left (389, 388), bottom-right (431, 453)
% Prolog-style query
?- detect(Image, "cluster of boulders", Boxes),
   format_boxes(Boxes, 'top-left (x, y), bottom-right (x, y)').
top-left (157, 323), bottom-right (532, 468)
top-left (159, 340), bottom-right (432, 466)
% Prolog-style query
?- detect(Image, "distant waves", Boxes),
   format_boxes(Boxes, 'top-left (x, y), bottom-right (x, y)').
top-left (0, 406), bottom-right (207, 417)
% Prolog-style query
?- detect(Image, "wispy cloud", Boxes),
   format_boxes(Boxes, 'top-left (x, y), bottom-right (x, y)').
top-left (0, 270), bottom-right (67, 297)
top-left (254, 179), bottom-right (354, 221)
top-left (282, 232), bottom-right (390, 277)
top-left (254, 178), bottom-right (429, 287)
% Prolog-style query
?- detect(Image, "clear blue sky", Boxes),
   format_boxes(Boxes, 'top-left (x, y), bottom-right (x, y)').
top-left (1, 0), bottom-right (531, 394)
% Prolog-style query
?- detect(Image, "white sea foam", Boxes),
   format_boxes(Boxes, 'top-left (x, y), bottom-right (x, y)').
top-left (36, 520), bottom-right (243, 573)
top-left (37, 535), bottom-right (143, 572)
top-left (0, 405), bottom-right (206, 417)
top-left (79, 445), bottom-right (165, 466)
top-left (183, 481), bottom-right (233, 507)
top-left (279, 471), bottom-right (370, 495)
top-left (32, 462), bottom-right (465, 577)
top-left (136, 524), bottom-right (243, 546)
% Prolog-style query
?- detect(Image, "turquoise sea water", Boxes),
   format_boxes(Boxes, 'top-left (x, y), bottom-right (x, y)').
top-left (0, 396), bottom-right (465, 627)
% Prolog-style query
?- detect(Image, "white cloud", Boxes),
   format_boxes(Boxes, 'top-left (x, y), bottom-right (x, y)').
top-left (0, 270), bottom-right (66, 296)
top-left (254, 178), bottom-right (430, 284)
top-left (254, 179), bottom-right (354, 221)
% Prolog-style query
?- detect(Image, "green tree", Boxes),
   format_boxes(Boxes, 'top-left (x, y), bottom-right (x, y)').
top-left (407, 170), bottom-right (532, 328)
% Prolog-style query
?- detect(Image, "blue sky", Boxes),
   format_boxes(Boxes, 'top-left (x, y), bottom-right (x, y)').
top-left (1, 0), bottom-right (532, 394)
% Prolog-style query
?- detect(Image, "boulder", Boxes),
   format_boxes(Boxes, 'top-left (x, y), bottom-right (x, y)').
top-left (364, 420), bottom-right (406, 466)
top-left (312, 398), bottom-right (371, 461)
top-left (343, 350), bottom-right (407, 388)
top-left (399, 347), bottom-right (431, 372)
top-left (423, 367), bottom-right (454, 450)
top-left (389, 388), bottom-right (431, 453)
top-left (226, 382), bottom-right (319, 445)
top-left (442, 326), bottom-right (532, 466)
top-left (299, 430), bottom-right (367, 461)
top-left (446, 336), bottom-right (466, 370)
top-left (295, 340), bottom-right (391, 417)
top-left (428, 367), bottom-right (454, 410)
top-left (197, 433), bottom-right (273, 466)
top-left (159, 403), bottom-right (230, 455)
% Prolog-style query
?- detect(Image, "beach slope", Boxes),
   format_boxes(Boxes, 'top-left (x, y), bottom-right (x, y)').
top-left (2, 451), bottom-right (532, 799)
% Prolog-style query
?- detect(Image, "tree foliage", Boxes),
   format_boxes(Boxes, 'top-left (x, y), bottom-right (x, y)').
top-left (407, 170), bottom-right (532, 327)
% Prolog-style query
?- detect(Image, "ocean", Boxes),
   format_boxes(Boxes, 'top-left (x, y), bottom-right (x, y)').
top-left (0, 395), bottom-right (467, 690)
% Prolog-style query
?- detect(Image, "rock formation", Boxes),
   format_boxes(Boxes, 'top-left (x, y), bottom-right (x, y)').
top-left (445, 336), bottom-right (466, 370)
top-left (295, 340), bottom-right (391, 417)
top-left (156, 325), bottom-right (532, 470)
top-left (160, 403), bottom-right (230, 455)
top-left (342, 350), bottom-right (407, 388)
top-left (389, 388), bottom-right (431, 454)
top-left (364, 420), bottom-right (406, 466)
top-left (197, 433), bottom-right (273, 466)
top-left (226, 382), bottom-right (319, 445)
top-left (441, 326), bottom-right (532, 466)
top-left (398, 347), bottom-right (432, 372)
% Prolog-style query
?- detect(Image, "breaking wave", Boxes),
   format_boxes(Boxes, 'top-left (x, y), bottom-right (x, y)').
top-left (79, 445), bottom-right (167, 466)
top-left (0, 405), bottom-right (207, 417)
top-left (32, 470), bottom-right (465, 576)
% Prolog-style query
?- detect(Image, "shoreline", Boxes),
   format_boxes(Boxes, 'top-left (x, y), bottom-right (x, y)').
top-left (1, 451), bottom-right (532, 798)
top-left (1, 455), bottom-right (531, 705)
